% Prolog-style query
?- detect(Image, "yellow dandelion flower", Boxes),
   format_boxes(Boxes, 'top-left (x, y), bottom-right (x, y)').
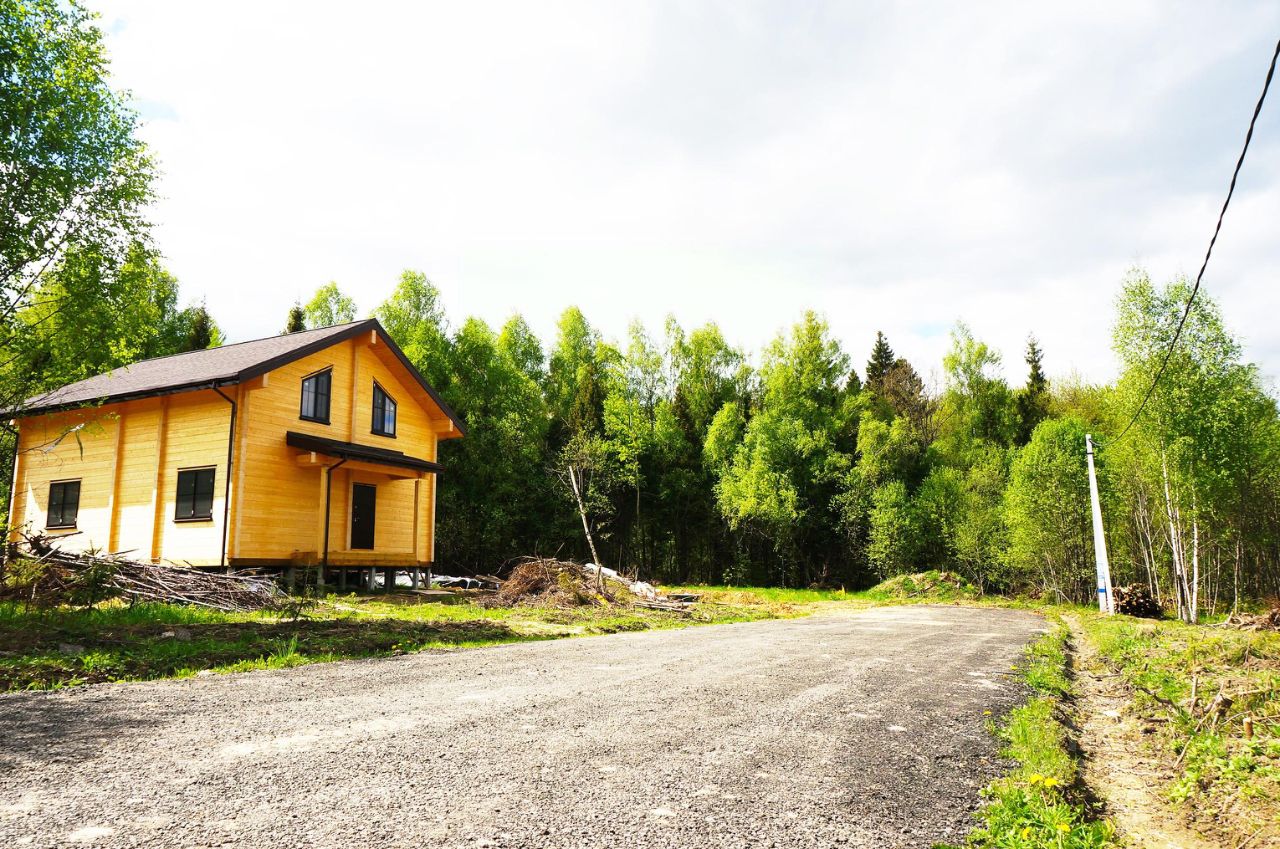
top-left (1042, 777), bottom-right (1061, 789)
top-left (1027, 774), bottom-right (1043, 785)
top-left (1020, 826), bottom-right (1032, 839)
top-left (1057, 823), bottom-right (1071, 833)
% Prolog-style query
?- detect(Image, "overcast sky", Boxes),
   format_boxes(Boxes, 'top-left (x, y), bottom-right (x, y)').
top-left (93, 1), bottom-right (1280, 385)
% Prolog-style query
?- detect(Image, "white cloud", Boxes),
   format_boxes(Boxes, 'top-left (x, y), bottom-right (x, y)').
top-left (94, 0), bottom-right (1280, 383)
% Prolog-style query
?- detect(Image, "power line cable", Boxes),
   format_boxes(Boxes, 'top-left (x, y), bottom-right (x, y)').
top-left (1103, 36), bottom-right (1280, 449)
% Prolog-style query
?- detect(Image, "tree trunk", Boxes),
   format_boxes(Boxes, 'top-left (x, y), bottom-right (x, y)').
top-left (568, 464), bottom-right (603, 590)
top-left (1161, 451), bottom-right (1192, 623)
top-left (1190, 509), bottom-right (1200, 625)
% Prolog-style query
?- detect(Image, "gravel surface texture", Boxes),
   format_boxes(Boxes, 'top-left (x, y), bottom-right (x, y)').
top-left (0, 604), bottom-right (1045, 848)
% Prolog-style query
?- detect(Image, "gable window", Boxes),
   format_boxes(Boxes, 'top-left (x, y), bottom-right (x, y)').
top-left (371, 382), bottom-right (397, 437)
top-left (300, 368), bottom-right (332, 424)
top-left (175, 467), bottom-right (216, 521)
top-left (47, 480), bottom-right (81, 529)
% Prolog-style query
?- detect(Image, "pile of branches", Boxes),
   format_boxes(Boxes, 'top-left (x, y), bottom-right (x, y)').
top-left (487, 557), bottom-right (630, 608)
top-left (1113, 584), bottom-right (1162, 618)
top-left (1220, 608), bottom-right (1280, 631)
top-left (3, 535), bottom-right (282, 612)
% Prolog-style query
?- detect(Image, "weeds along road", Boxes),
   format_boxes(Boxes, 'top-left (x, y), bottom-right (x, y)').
top-left (0, 605), bottom-right (1044, 849)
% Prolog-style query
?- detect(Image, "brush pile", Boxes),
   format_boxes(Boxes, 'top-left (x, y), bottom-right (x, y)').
top-left (1112, 584), bottom-right (1162, 618)
top-left (1221, 608), bottom-right (1280, 631)
top-left (2, 535), bottom-right (283, 612)
top-left (487, 557), bottom-right (638, 608)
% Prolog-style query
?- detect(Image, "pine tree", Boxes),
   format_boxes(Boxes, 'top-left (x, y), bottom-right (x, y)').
top-left (1015, 335), bottom-right (1048, 444)
top-left (284, 302), bottom-right (306, 333)
top-left (866, 331), bottom-right (896, 393)
top-left (183, 305), bottom-right (213, 351)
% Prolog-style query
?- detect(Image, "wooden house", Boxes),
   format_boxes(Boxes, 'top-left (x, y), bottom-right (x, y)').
top-left (5, 319), bottom-right (464, 587)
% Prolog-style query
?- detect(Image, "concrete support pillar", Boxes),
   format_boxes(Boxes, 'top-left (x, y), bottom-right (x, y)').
top-left (411, 568), bottom-right (421, 590)
top-left (338, 567), bottom-right (347, 593)
top-left (383, 568), bottom-right (395, 593)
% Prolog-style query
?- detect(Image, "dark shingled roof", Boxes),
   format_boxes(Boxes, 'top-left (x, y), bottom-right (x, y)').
top-left (14, 319), bottom-right (466, 435)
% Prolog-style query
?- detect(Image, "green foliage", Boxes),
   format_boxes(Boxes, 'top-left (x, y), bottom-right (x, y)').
top-left (284, 302), bottom-right (306, 333)
top-left (0, 0), bottom-right (154, 320)
top-left (1015, 335), bottom-right (1049, 445)
top-left (303, 281), bottom-right (357, 328)
top-left (373, 270), bottom-right (449, 386)
top-left (867, 480), bottom-right (916, 577)
top-left (865, 330), bottom-right (895, 393)
top-left (1003, 417), bottom-right (1096, 604)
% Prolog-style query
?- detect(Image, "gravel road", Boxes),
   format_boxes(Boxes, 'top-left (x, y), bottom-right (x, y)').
top-left (0, 604), bottom-right (1044, 848)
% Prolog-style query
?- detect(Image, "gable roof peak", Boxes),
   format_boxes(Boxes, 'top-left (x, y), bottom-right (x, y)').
top-left (13, 318), bottom-right (465, 436)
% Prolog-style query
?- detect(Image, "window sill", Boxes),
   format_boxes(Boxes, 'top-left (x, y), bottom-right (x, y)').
top-left (371, 430), bottom-right (397, 439)
top-left (173, 517), bottom-right (214, 524)
top-left (45, 525), bottom-right (77, 531)
top-left (300, 416), bottom-right (331, 425)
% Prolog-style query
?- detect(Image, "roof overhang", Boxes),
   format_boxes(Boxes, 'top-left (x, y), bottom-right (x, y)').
top-left (286, 431), bottom-right (445, 474)
top-left (9, 319), bottom-right (467, 437)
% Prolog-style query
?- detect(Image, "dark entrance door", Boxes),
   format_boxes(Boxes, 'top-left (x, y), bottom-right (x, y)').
top-left (351, 484), bottom-right (376, 550)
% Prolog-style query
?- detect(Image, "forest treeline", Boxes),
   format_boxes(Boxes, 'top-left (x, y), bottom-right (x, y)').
top-left (3, 0), bottom-right (1278, 619)
top-left (296, 271), bottom-right (1279, 620)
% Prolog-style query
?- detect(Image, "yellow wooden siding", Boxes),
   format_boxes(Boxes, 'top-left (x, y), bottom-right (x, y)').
top-left (10, 391), bottom-right (231, 565)
top-left (154, 392), bottom-right (231, 564)
top-left (233, 334), bottom-right (441, 563)
top-left (113, 400), bottom-right (163, 557)
top-left (9, 329), bottom-right (446, 567)
top-left (11, 411), bottom-right (120, 552)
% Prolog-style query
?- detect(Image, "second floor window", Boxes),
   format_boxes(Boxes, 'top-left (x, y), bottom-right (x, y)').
top-left (300, 368), bottom-right (332, 423)
top-left (47, 480), bottom-right (81, 528)
top-left (372, 382), bottom-right (397, 437)
top-left (175, 467), bottom-right (216, 521)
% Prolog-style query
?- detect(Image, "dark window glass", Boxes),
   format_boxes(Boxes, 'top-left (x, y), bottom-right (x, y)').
top-left (372, 383), bottom-right (397, 436)
top-left (175, 468), bottom-right (216, 521)
top-left (300, 369), bottom-right (332, 423)
top-left (47, 480), bottom-right (81, 528)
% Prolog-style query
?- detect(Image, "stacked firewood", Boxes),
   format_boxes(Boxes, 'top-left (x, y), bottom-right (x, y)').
top-left (3, 535), bottom-right (282, 612)
top-left (1112, 584), bottom-right (1162, 618)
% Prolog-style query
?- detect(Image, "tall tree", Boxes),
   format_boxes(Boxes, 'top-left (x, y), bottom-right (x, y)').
top-left (712, 312), bottom-right (855, 585)
top-left (303, 282), bottom-right (357, 329)
top-left (0, 0), bottom-right (156, 410)
top-left (284, 302), bottom-right (306, 333)
top-left (865, 331), bottom-right (896, 394)
top-left (374, 270), bottom-right (449, 387)
top-left (1015, 335), bottom-right (1049, 444)
top-left (180, 303), bottom-right (219, 351)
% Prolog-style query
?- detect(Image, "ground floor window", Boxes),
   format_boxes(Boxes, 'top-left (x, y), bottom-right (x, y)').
top-left (175, 467), bottom-right (216, 521)
top-left (46, 480), bottom-right (80, 528)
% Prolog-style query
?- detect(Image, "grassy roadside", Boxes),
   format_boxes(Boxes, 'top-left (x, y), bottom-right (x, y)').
top-left (0, 595), bottom-right (775, 691)
top-left (947, 619), bottom-right (1116, 849)
top-left (0, 570), bottom-right (1002, 691)
top-left (1077, 613), bottom-right (1280, 842)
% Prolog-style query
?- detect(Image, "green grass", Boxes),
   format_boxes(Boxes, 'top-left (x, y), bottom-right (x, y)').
top-left (0, 592), bottom-right (778, 690)
top-left (946, 621), bottom-right (1116, 849)
top-left (1079, 613), bottom-right (1279, 829)
top-left (863, 570), bottom-right (981, 603)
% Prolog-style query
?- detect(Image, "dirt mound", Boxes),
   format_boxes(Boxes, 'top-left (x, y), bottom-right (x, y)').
top-left (489, 558), bottom-right (634, 608)
top-left (868, 570), bottom-right (979, 601)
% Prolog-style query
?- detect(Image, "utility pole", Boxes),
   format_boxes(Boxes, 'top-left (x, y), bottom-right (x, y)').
top-left (1086, 434), bottom-right (1115, 614)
